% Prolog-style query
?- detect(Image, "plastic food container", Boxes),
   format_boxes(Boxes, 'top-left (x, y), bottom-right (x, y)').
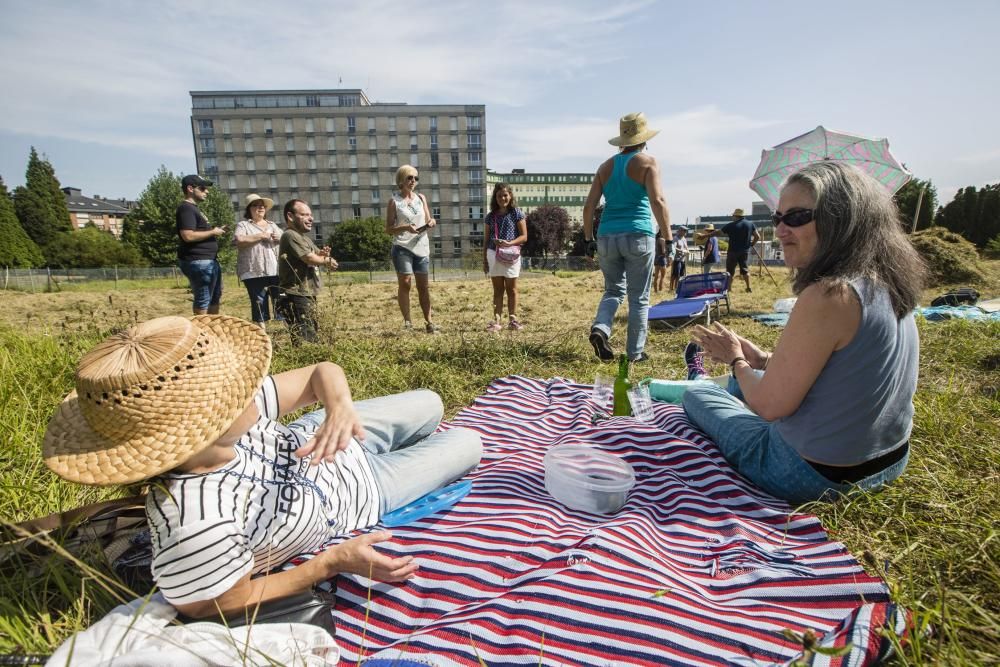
top-left (544, 445), bottom-right (636, 514)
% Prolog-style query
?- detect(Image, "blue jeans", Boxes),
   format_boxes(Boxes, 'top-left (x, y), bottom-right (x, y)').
top-left (178, 259), bottom-right (222, 310)
top-left (290, 390), bottom-right (482, 514)
top-left (593, 233), bottom-right (655, 359)
top-left (682, 376), bottom-right (909, 504)
top-left (242, 275), bottom-right (279, 322)
top-left (391, 245), bottom-right (430, 275)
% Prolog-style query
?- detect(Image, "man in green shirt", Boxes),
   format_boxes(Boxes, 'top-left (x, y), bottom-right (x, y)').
top-left (277, 199), bottom-right (337, 344)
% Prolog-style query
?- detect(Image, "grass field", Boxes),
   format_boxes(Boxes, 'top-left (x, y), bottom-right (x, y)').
top-left (1, 263), bottom-right (998, 663)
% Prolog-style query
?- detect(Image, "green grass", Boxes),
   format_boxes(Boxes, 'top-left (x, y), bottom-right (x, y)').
top-left (1, 263), bottom-right (998, 663)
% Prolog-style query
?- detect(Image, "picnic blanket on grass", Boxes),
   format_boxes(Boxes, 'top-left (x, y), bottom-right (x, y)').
top-left (289, 376), bottom-right (907, 666)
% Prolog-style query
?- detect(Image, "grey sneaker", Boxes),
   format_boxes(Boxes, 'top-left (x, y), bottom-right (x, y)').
top-left (425, 321), bottom-right (439, 334)
top-left (684, 342), bottom-right (707, 381)
top-left (403, 321), bottom-right (413, 331)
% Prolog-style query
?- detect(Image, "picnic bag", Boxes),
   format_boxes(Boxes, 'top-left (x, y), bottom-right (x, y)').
top-left (491, 213), bottom-right (521, 264)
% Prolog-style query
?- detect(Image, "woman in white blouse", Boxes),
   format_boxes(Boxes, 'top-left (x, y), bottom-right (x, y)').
top-left (234, 194), bottom-right (283, 324)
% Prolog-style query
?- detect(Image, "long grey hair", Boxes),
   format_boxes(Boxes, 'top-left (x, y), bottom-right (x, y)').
top-left (783, 162), bottom-right (925, 318)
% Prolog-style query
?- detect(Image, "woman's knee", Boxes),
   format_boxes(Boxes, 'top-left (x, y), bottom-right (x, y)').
top-left (450, 427), bottom-right (483, 471)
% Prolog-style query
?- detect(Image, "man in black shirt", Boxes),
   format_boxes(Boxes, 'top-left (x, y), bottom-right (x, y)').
top-left (706, 208), bottom-right (760, 293)
top-left (176, 175), bottom-right (226, 314)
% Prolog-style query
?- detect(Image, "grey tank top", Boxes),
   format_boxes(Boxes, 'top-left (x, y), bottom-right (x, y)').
top-left (775, 278), bottom-right (918, 466)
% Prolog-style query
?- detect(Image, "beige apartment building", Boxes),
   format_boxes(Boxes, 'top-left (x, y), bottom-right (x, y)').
top-left (486, 169), bottom-right (594, 226)
top-left (190, 89), bottom-right (487, 259)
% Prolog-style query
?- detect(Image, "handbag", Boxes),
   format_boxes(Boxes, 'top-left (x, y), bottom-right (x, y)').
top-left (176, 586), bottom-right (338, 637)
top-left (491, 213), bottom-right (521, 264)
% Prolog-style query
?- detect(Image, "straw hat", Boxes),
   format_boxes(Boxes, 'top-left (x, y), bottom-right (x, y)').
top-left (608, 112), bottom-right (660, 147)
top-left (732, 208), bottom-right (745, 217)
top-left (245, 193), bottom-right (275, 211)
top-left (693, 224), bottom-right (716, 244)
top-left (43, 315), bottom-right (271, 486)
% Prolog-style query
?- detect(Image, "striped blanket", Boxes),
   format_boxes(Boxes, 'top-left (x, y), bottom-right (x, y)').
top-left (299, 377), bottom-right (907, 666)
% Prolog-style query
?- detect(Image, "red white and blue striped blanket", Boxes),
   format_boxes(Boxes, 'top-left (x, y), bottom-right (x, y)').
top-left (303, 376), bottom-right (907, 666)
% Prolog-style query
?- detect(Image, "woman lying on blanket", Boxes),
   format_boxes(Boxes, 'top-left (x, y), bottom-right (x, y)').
top-left (41, 315), bottom-right (482, 616)
top-left (681, 162), bottom-right (924, 504)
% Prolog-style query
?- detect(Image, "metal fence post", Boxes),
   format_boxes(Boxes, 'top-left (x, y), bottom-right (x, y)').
top-left (114, 265), bottom-right (119, 289)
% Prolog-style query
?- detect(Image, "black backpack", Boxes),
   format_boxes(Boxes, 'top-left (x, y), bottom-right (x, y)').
top-left (930, 287), bottom-right (980, 307)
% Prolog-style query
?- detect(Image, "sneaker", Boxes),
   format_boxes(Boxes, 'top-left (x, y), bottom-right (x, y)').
top-left (746, 287), bottom-right (753, 293)
top-left (403, 321), bottom-right (413, 331)
top-left (589, 328), bottom-right (614, 361)
top-left (486, 321), bottom-right (502, 332)
top-left (425, 321), bottom-right (439, 334)
top-left (508, 318), bottom-right (524, 331)
top-left (684, 341), bottom-right (707, 381)
top-left (631, 352), bottom-right (649, 363)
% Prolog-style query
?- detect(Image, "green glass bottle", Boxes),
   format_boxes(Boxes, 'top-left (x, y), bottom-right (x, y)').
top-left (612, 354), bottom-right (632, 416)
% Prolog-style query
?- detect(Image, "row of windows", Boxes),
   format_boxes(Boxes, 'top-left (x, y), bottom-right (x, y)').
top-left (225, 173), bottom-right (484, 202)
top-left (197, 115), bottom-right (481, 135)
top-left (203, 153), bottom-right (482, 177)
top-left (198, 135), bottom-right (483, 157)
top-left (233, 198), bottom-right (486, 228)
top-left (193, 94), bottom-right (363, 110)
top-left (492, 173), bottom-right (592, 184)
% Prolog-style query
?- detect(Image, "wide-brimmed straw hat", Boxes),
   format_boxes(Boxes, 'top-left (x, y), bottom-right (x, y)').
top-left (693, 224), bottom-right (716, 243)
top-left (43, 315), bottom-right (271, 486)
top-left (732, 208), bottom-right (745, 217)
top-left (245, 193), bottom-right (275, 211)
top-left (608, 112), bottom-right (660, 147)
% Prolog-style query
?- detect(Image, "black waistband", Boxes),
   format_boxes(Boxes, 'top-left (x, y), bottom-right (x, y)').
top-left (808, 441), bottom-right (909, 484)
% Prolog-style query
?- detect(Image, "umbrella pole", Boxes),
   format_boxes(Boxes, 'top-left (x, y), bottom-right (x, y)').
top-left (752, 243), bottom-right (780, 288)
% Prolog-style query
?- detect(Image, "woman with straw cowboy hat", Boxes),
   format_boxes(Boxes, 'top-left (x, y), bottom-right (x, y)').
top-left (234, 194), bottom-right (283, 325)
top-left (695, 224), bottom-right (721, 274)
top-left (583, 112), bottom-right (673, 362)
top-left (42, 315), bottom-right (482, 618)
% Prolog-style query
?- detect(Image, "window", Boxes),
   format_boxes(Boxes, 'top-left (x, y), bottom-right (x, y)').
top-left (368, 136), bottom-right (376, 151)
top-left (452, 172), bottom-right (459, 185)
top-left (370, 173), bottom-right (379, 186)
top-left (451, 152), bottom-right (460, 168)
top-left (202, 156), bottom-right (218, 173)
top-left (368, 117), bottom-right (375, 132)
top-left (410, 134), bottom-right (418, 150)
top-left (431, 189), bottom-right (440, 202)
top-left (262, 137), bottom-right (271, 152)
top-left (353, 205), bottom-right (362, 219)
top-left (467, 134), bottom-right (482, 148)
top-left (327, 154), bottom-right (337, 169)
top-left (288, 156), bottom-right (297, 170)
top-left (467, 151), bottom-right (482, 165)
top-left (306, 94), bottom-right (320, 107)
top-left (390, 154), bottom-right (398, 168)
top-left (222, 119), bottom-right (231, 134)
top-left (451, 190), bottom-right (460, 203)
top-left (371, 190), bottom-right (381, 203)
top-left (467, 115), bottom-right (481, 131)
top-left (223, 138), bottom-right (233, 153)
top-left (430, 134), bottom-right (438, 150)
top-left (432, 206), bottom-right (441, 218)
top-left (431, 172), bottom-right (440, 185)
top-left (332, 209), bottom-right (341, 223)
top-left (226, 157), bottom-right (235, 171)
top-left (350, 173), bottom-right (359, 187)
top-left (331, 191), bottom-right (340, 205)
top-left (248, 174), bottom-right (257, 188)
top-left (269, 174), bottom-right (278, 189)
top-left (308, 155), bottom-right (317, 169)
top-left (370, 155), bottom-right (378, 169)
top-left (429, 116), bottom-right (437, 131)
top-left (326, 117), bottom-right (335, 133)
top-left (264, 118), bottom-right (272, 132)
top-left (351, 190), bottom-right (360, 204)
top-left (246, 157), bottom-right (256, 171)
top-left (227, 176), bottom-right (237, 190)
top-left (309, 174), bottom-right (319, 188)
top-left (285, 118), bottom-right (293, 133)
top-left (327, 136), bottom-right (337, 151)
top-left (347, 116), bottom-right (356, 133)
top-left (243, 119), bottom-right (252, 134)
top-left (313, 223), bottom-right (322, 241)
top-left (289, 173), bottom-right (298, 188)
top-left (198, 119), bottom-right (213, 133)
top-left (433, 239), bottom-right (442, 253)
top-left (468, 206), bottom-right (483, 219)
top-left (450, 116), bottom-right (458, 131)
top-left (452, 238), bottom-right (462, 252)
top-left (410, 153), bottom-right (419, 167)
top-left (199, 137), bottom-right (215, 152)
top-left (306, 137), bottom-right (316, 151)
top-left (348, 136), bottom-right (357, 149)
top-left (409, 117), bottom-right (417, 132)
top-left (389, 135), bottom-right (397, 149)
top-left (388, 117), bottom-right (396, 132)
top-left (286, 137), bottom-right (295, 151)
top-left (349, 155), bottom-right (358, 169)
top-left (430, 153), bottom-right (439, 169)
top-left (305, 118), bottom-right (314, 133)
top-left (450, 136), bottom-right (458, 149)
top-left (244, 138), bottom-right (253, 153)
top-left (469, 170), bottom-right (483, 184)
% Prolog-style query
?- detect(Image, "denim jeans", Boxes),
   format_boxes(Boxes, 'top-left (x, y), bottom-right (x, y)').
top-left (682, 376), bottom-right (909, 504)
top-left (178, 259), bottom-right (222, 310)
top-left (593, 233), bottom-right (655, 359)
top-left (289, 390), bottom-right (482, 513)
top-left (242, 275), bottom-right (280, 322)
top-left (391, 245), bottom-right (430, 275)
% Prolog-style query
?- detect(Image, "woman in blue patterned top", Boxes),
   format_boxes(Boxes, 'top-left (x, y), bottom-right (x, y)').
top-left (482, 183), bottom-right (528, 331)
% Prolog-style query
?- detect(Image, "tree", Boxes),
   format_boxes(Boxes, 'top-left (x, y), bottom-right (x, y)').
top-left (935, 183), bottom-right (1000, 248)
top-left (13, 147), bottom-right (72, 253)
top-left (893, 177), bottom-right (937, 232)
top-left (44, 226), bottom-right (146, 268)
top-left (327, 217), bottom-right (392, 263)
top-left (0, 177), bottom-right (45, 267)
top-left (523, 205), bottom-right (571, 263)
top-left (568, 204), bottom-right (603, 256)
top-left (126, 167), bottom-right (236, 266)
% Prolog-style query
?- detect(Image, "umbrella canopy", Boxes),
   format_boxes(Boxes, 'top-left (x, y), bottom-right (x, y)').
top-left (749, 126), bottom-right (911, 211)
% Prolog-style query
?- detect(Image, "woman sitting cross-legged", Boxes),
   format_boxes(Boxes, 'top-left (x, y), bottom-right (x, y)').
top-left (680, 162), bottom-right (924, 504)
top-left (42, 315), bottom-right (482, 617)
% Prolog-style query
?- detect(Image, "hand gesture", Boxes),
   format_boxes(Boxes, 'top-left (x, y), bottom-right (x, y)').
top-left (325, 531), bottom-right (418, 582)
top-left (408, 224), bottom-right (421, 234)
top-left (426, 218), bottom-right (437, 229)
top-left (213, 226), bottom-right (227, 237)
top-left (319, 245), bottom-right (332, 257)
top-left (294, 397), bottom-right (365, 465)
top-left (691, 322), bottom-right (743, 366)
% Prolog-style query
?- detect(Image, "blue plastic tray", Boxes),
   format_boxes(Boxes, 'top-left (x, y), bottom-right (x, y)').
top-left (379, 480), bottom-right (472, 528)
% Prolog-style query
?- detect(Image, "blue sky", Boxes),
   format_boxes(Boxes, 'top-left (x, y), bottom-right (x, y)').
top-left (1, 0), bottom-right (998, 224)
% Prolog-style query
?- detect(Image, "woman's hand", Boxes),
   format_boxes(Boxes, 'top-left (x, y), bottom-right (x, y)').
top-left (407, 224), bottom-right (421, 233)
top-left (690, 323), bottom-right (744, 366)
top-left (323, 531), bottom-right (418, 582)
top-left (426, 218), bottom-right (437, 229)
top-left (482, 259), bottom-right (489, 274)
top-left (295, 396), bottom-right (365, 464)
top-left (495, 239), bottom-right (511, 247)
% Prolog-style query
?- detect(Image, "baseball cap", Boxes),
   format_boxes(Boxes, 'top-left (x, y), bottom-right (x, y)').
top-left (181, 174), bottom-right (213, 189)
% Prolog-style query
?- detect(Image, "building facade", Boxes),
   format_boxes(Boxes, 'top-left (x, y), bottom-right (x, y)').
top-left (190, 89), bottom-right (486, 259)
top-left (485, 169), bottom-right (593, 226)
top-left (63, 187), bottom-right (131, 238)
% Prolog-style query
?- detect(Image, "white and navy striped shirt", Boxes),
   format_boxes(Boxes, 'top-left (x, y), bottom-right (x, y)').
top-left (147, 376), bottom-right (381, 606)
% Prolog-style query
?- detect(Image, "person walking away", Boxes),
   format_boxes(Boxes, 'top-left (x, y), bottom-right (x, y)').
top-left (583, 112), bottom-right (672, 363)
top-left (698, 224), bottom-right (721, 274)
top-left (652, 231), bottom-right (671, 293)
top-left (483, 183), bottom-right (528, 331)
top-left (669, 226), bottom-right (689, 292)
top-left (278, 199), bottom-right (336, 344)
top-left (176, 175), bottom-right (226, 315)
top-left (234, 194), bottom-right (282, 326)
top-left (707, 208), bottom-right (760, 292)
top-left (386, 165), bottom-right (438, 333)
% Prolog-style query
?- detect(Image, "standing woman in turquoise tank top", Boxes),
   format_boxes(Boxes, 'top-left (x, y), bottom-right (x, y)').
top-left (680, 162), bottom-right (925, 504)
top-left (583, 112), bottom-right (673, 363)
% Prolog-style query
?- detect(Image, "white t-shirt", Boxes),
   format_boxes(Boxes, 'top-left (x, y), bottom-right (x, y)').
top-left (147, 376), bottom-right (381, 606)
top-left (674, 236), bottom-right (689, 262)
top-left (391, 193), bottom-right (431, 257)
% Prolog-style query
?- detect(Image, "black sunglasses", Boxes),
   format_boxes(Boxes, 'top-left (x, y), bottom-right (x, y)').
top-left (406, 175), bottom-right (419, 182)
top-left (195, 185), bottom-right (209, 192)
top-left (771, 208), bottom-right (814, 227)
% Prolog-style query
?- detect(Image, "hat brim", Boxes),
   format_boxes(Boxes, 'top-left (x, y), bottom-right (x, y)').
top-left (247, 196), bottom-right (275, 211)
top-left (43, 316), bottom-right (271, 486)
top-left (609, 128), bottom-right (660, 147)
top-left (693, 230), bottom-right (714, 243)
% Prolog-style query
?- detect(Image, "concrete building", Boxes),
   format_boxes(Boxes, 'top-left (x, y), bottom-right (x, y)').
top-left (190, 89), bottom-right (486, 259)
top-left (486, 169), bottom-right (594, 226)
top-left (62, 187), bottom-right (131, 238)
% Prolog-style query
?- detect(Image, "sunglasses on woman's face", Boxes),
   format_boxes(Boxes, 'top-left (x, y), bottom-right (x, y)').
top-left (406, 175), bottom-right (419, 182)
top-left (771, 208), bottom-right (814, 227)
